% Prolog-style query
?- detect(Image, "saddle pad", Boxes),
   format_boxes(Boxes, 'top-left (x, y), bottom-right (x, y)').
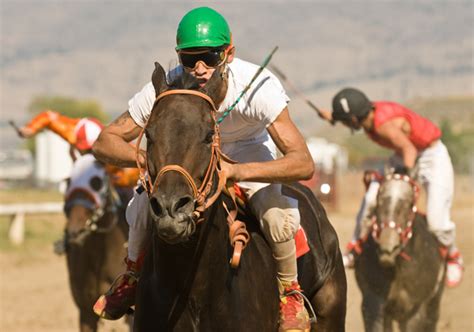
top-left (233, 184), bottom-right (310, 258)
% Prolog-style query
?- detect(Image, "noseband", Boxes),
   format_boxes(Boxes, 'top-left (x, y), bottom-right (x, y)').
top-left (135, 89), bottom-right (226, 221)
top-left (371, 173), bottom-right (420, 250)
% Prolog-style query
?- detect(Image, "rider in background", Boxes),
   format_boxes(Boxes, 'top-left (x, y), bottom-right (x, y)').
top-left (318, 87), bottom-right (463, 288)
top-left (92, 7), bottom-right (314, 331)
top-left (18, 110), bottom-right (104, 160)
top-left (17, 110), bottom-right (139, 193)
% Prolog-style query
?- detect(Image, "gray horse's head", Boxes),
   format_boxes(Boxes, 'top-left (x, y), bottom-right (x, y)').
top-left (372, 170), bottom-right (418, 267)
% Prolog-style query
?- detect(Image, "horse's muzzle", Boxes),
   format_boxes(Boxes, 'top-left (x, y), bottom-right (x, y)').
top-left (154, 215), bottom-right (196, 244)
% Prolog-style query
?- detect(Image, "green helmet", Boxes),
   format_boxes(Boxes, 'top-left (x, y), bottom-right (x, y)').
top-left (176, 7), bottom-right (231, 51)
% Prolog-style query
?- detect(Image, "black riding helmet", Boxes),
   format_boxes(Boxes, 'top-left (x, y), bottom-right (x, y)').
top-left (332, 87), bottom-right (373, 124)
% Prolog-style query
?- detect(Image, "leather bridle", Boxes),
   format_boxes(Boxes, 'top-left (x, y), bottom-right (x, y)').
top-left (135, 89), bottom-right (228, 222)
top-left (134, 89), bottom-right (249, 267)
top-left (371, 173), bottom-right (420, 251)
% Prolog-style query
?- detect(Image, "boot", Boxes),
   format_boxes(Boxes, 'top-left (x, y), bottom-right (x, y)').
top-left (446, 248), bottom-right (464, 288)
top-left (342, 240), bottom-right (363, 269)
top-left (278, 280), bottom-right (310, 332)
top-left (93, 257), bottom-right (140, 320)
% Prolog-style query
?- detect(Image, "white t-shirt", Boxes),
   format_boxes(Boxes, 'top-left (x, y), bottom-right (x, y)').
top-left (128, 58), bottom-right (290, 145)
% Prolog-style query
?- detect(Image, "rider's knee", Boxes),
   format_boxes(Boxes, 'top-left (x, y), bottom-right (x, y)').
top-left (261, 207), bottom-right (300, 243)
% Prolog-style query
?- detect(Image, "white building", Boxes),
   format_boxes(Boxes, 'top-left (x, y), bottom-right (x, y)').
top-left (35, 131), bottom-right (73, 185)
top-left (306, 137), bottom-right (348, 173)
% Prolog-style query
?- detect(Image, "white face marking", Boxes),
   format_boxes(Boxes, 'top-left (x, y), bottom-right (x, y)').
top-left (380, 179), bottom-right (413, 218)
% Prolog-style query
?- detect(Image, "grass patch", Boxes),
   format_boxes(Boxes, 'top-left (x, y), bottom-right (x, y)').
top-left (0, 188), bottom-right (63, 204)
top-left (0, 213), bottom-right (65, 254)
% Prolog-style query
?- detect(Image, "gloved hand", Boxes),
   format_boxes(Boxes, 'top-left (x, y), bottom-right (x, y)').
top-left (393, 165), bottom-right (410, 176)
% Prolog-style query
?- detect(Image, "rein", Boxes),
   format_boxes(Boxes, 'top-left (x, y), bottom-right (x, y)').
top-left (370, 173), bottom-right (420, 258)
top-left (135, 89), bottom-right (249, 267)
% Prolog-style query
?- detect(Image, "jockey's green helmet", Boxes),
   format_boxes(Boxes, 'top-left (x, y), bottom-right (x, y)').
top-left (176, 7), bottom-right (231, 51)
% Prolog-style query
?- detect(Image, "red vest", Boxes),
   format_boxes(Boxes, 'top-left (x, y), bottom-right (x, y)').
top-left (367, 101), bottom-right (441, 150)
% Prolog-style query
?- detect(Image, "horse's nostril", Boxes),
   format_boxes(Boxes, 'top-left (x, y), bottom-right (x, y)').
top-left (150, 197), bottom-right (163, 217)
top-left (173, 196), bottom-right (193, 213)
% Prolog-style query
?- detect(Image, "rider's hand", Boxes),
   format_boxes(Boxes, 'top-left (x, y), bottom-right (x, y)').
top-left (220, 159), bottom-right (239, 182)
top-left (393, 165), bottom-right (410, 176)
top-left (318, 109), bottom-right (333, 122)
top-left (18, 127), bottom-right (34, 138)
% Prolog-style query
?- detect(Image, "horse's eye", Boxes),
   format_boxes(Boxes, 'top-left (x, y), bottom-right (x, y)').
top-left (204, 130), bottom-right (214, 144)
top-left (90, 176), bottom-right (103, 191)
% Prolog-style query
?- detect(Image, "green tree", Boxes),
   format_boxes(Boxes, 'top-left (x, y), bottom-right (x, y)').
top-left (28, 96), bottom-right (109, 122)
top-left (440, 119), bottom-right (474, 173)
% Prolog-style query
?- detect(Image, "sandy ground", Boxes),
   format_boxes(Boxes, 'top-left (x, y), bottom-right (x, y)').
top-left (0, 172), bottom-right (473, 331)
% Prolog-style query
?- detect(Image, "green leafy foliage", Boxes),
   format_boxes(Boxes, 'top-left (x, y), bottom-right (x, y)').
top-left (28, 95), bottom-right (109, 122)
top-left (439, 120), bottom-right (474, 173)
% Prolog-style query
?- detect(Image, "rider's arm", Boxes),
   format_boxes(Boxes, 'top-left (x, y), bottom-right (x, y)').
top-left (376, 122), bottom-right (418, 169)
top-left (92, 111), bottom-right (144, 168)
top-left (318, 109), bottom-right (334, 123)
top-left (222, 107), bottom-right (314, 183)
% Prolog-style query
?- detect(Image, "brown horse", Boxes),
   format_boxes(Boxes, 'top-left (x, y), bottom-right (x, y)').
top-left (354, 171), bottom-right (446, 332)
top-left (63, 154), bottom-right (130, 332)
top-left (133, 62), bottom-right (347, 331)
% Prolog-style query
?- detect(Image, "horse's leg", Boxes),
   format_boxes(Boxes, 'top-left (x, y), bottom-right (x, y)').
top-left (310, 257), bottom-right (347, 332)
top-left (361, 291), bottom-right (385, 332)
top-left (126, 313), bottom-right (134, 332)
top-left (400, 292), bottom-right (443, 332)
top-left (79, 309), bottom-right (99, 332)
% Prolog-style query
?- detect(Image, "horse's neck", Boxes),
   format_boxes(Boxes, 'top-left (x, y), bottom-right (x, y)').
top-left (154, 198), bottom-right (230, 290)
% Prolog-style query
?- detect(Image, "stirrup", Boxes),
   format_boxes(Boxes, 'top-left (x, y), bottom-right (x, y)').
top-left (284, 288), bottom-right (317, 325)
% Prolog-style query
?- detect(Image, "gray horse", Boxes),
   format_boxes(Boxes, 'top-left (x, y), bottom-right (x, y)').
top-left (354, 171), bottom-right (446, 332)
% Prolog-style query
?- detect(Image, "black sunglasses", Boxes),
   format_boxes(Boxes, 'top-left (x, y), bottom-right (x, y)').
top-left (178, 48), bottom-right (227, 69)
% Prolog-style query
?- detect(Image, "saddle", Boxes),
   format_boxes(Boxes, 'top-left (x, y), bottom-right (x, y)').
top-left (223, 183), bottom-right (310, 263)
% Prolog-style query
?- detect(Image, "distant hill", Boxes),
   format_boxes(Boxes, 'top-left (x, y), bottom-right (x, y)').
top-left (1, 1), bottom-right (473, 151)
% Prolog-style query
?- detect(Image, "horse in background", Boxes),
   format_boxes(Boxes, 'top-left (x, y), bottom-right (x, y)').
top-left (355, 170), bottom-right (446, 332)
top-left (63, 154), bottom-right (131, 332)
top-left (133, 62), bottom-right (347, 331)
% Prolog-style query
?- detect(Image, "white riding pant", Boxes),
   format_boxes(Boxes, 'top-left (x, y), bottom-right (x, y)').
top-left (353, 140), bottom-right (456, 247)
top-left (126, 134), bottom-right (301, 268)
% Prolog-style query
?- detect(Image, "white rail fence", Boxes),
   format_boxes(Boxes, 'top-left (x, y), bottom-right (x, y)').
top-left (0, 202), bottom-right (63, 245)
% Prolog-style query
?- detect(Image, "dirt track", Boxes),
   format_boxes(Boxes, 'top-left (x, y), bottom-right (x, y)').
top-left (1, 173), bottom-right (473, 331)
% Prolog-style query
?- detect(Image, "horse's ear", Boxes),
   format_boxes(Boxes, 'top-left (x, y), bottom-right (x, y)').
top-left (151, 62), bottom-right (168, 97)
top-left (409, 163), bottom-right (419, 180)
top-left (202, 68), bottom-right (225, 105)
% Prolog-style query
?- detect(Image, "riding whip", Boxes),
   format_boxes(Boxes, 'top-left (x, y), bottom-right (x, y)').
top-left (217, 46), bottom-right (279, 124)
top-left (270, 64), bottom-right (325, 118)
top-left (8, 120), bottom-right (22, 136)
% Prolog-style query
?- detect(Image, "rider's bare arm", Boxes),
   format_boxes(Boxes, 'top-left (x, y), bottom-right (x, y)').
top-left (318, 109), bottom-right (333, 122)
top-left (221, 107), bottom-right (314, 183)
top-left (375, 121), bottom-right (418, 169)
top-left (92, 111), bottom-right (144, 168)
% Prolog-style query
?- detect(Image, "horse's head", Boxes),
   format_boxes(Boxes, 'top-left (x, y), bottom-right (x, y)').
top-left (372, 170), bottom-right (418, 267)
top-left (143, 62), bottom-right (224, 244)
top-left (64, 154), bottom-right (115, 246)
